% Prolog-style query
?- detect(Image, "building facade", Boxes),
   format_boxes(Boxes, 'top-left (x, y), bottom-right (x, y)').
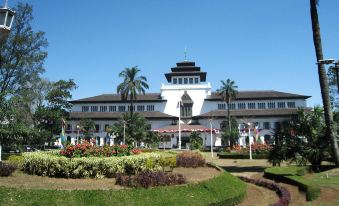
top-left (68, 61), bottom-right (311, 148)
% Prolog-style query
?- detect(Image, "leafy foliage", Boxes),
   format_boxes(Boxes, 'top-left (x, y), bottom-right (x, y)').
top-left (189, 131), bottom-right (203, 150)
top-left (0, 162), bottom-right (17, 176)
top-left (221, 118), bottom-right (240, 148)
top-left (21, 151), bottom-right (164, 178)
top-left (116, 171), bottom-right (187, 188)
top-left (176, 151), bottom-right (205, 168)
top-left (268, 107), bottom-right (331, 169)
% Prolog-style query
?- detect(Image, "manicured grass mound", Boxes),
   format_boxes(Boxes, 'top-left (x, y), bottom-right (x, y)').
top-left (264, 166), bottom-right (320, 201)
top-left (218, 152), bottom-right (268, 159)
top-left (21, 151), bottom-right (166, 178)
top-left (0, 172), bottom-right (246, 206)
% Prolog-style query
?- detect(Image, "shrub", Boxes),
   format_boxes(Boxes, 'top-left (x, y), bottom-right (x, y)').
top-left (176, 151), bottom-right (205, 168)
top-left (159, 156), bottom-right (176, 171)
top-left (218, 152), bottom-right (269, 159)
top-left (116, 171), bottom-right (187, 188)
top-left (21, 152), bottom-right (163, 178)
top-left (189, 131), bottom-right (203, 150)
top-left (7, 155), bottom-right (24, 167)
top-left (0, 162), bottom-right (17, 176)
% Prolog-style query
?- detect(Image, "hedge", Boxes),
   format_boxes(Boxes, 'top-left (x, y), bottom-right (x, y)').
top-left (264, 167), bottom-right (320, 201)
top-left (21, 151), bottom-right (166, 178)
top-left (217, 152), bottom-right (268, 159)
top-left (0, 172), bottom-right (246, 206)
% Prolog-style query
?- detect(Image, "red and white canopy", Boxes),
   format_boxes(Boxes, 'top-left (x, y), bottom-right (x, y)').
top-left (153, 124), bottom-right (219, 134)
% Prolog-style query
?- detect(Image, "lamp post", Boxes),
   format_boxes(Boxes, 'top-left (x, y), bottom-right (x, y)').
top-left (0, 0), bottom-right (14, 162)
top-left (76, 125), bottom-right (80, 144)
top-left (178, 100), bottom-right (182, 150)
top-left (248, 122), bottom-right (252, 160)
top-left (317, 59), bottom-right (339, 95)
top-left (209, 119), bottom-right (214, 158)
top-left (123, 120), bottom-right (126, 144)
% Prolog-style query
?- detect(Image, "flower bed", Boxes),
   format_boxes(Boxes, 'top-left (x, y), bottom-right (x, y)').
top-left (21, 151), bottom-right (165, 178)
top-left (176, 151), bottom-right (205, 167)
top-left (59, 142), bottom-right (140, 158)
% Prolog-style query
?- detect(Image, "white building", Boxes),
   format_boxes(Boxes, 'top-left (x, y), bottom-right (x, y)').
top-left (68, 61), bottom-right (311, 148)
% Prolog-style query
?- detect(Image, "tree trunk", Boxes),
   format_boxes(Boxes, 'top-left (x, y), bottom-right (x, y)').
top-left (310, 0), bottom-right (339, 165)
top-left (227, 99), bottom-right (232, 148)
top-left (130, 94), bottom-right (134, 117)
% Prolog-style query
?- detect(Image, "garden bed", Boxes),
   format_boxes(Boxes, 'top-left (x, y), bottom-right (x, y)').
top-left (0, 172), bottom-right (246, 206)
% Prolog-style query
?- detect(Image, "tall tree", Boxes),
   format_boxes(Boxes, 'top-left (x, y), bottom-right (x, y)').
top-left (310, 0), bottom-right (339, 165)
top-left (117, 66), bottom-right (149, 117)
top-left (217, 78), bottom-right (238, 145)
top-left (0, 3), bottom-right (48, 98)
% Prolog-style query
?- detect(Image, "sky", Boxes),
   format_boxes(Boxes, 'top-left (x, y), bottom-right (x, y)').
top-left (8, 0), bottom-right (339, 106)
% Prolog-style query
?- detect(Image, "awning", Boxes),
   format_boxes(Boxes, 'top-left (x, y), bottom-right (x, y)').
top-left (153, 124), bottom-right (219, 134)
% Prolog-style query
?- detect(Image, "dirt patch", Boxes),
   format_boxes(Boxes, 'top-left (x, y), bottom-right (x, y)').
top-left (0, 167), bottom-right (221, 190)
top-left (237, 183), bottom-right (279, 206)
top-left (172, 166), bottom-right (221, 183)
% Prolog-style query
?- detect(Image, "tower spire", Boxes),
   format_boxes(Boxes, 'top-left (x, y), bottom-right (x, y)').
top-left (184, 46), bottom-right (188, 62)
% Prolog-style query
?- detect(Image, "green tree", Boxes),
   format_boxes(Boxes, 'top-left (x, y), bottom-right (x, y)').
top-left (189, 131), bottom-right (203, 150)
top-left (117, 67), bottom-right (149, 117)
top-left (220, 118), bottom-right (239, 148)
top-left (269, 107), bottom-right (331, 170)
top-left (78, 118), bottom-right (95, 141)
top-left (217, 79), bottom-right (238, 146)
top-left (310, 0), bottom-right (339, 165)
top-left (110, 112), bottom-right (149, 146)
top-left (0, 3), bottom-right (48, 98)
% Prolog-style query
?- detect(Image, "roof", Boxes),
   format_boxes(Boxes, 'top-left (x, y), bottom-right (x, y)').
top-left (195, 108), bottom-right (312, 118)
top-left (69, 111), bottom-right (177, 120)
top-left (153, 124), bottom-right (219, 133)
top-left (165, 61), bottom-right (207, 82)
top-left (70, 93), bottom-right (165, 103)
top-left (206, 90), bottom-right (311, 101)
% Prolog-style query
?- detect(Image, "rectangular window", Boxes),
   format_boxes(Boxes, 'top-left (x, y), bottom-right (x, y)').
top-left (238, 103), bottom-right (246, 109)
top-left (82, 106), bottom-right (89, 112)
top-left (178, 78), bottom-right (182, 84)
top-left (147, 105), bottom-right (154, 111)
top-left (258, 103), bottom-right (266, 109)
top-left (100, 106), bottom-right (107, 112)
top-left (194, 78), bottom-right (199, 84)
top-left (127, 105), bottom-right (135, 111)
top-left (218, 103), bottom-right (226, 110)
top-left (189, 78), bottom-right (193, 84)
top-left (91, 106), bottom-right (98, 112)
top-left (268, 102), bottom-right (276, 109)
top-left (277, 102), bottom-right (286, 108)
top-left (66, 124), bottom-right (72, 131)
top-left (95, 124), bottom-right (100, 132)
top-left (109, 106), bottom-right (116, 112)
top-left (118, 105), bottom-right (126, 112)
top-left (229, 103), bottom-right (236, 110)
top-left (248, 103), bottom-right (256, 109)
top-left (173, 78), bottom-right (177, 84)
top-left (184, 78), bottom-right (188, 84)
top-left (263, 122), bottom-right (270, 130)
top-left (137, 105), bottom-right (145, 111)
top-left (287, 102), bottom-right (296, 108)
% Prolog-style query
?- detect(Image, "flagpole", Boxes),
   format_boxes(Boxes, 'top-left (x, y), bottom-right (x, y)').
top-left (178, 100), bottom-right (181, 150)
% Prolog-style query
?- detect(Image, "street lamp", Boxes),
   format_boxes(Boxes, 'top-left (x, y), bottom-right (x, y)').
top-left (248, 122), bottom-right (253, 160)
top-left (122, 120), bottom-right (126, 144)
top-left (318, 59), bottom-right (339, 95)
top-left (76, 125), bottom-right (80, 144)
top-left (0, 0), bottom-right (15, 40)
top-left (0, 0), bottom-right (14, 162)
top-left (209, 119), bottom-right (214, 158)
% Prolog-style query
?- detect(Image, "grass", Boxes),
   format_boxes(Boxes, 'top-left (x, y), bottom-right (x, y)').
top-left (0, 172), bottom-right (246, 206)
top-left (264, 166), bottom-right (339, 202)
top-left (217, 152), bottom-right (268, 159)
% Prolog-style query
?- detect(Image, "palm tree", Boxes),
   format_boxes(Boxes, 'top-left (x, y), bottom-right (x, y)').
top-left (310, 0), bottom-right (339, 165)
top-left (117, 66), bottom-right (149, 117)
top-left (217, 79), bottom-right (238, 146)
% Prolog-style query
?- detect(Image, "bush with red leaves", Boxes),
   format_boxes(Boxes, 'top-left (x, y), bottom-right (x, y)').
top-left (176, 151), bottom-right (205, 168)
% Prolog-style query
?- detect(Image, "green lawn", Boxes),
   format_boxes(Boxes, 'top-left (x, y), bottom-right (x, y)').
top-left (0, 172), bottom-right (246, 206)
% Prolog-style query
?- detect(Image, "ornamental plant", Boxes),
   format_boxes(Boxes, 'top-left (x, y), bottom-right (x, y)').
top-left (176, 151), bottom-right (205, 168)
top-left (59, 141), bottom-right (139, 158)
top-left (0, 162), bottom-right (17, 176)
